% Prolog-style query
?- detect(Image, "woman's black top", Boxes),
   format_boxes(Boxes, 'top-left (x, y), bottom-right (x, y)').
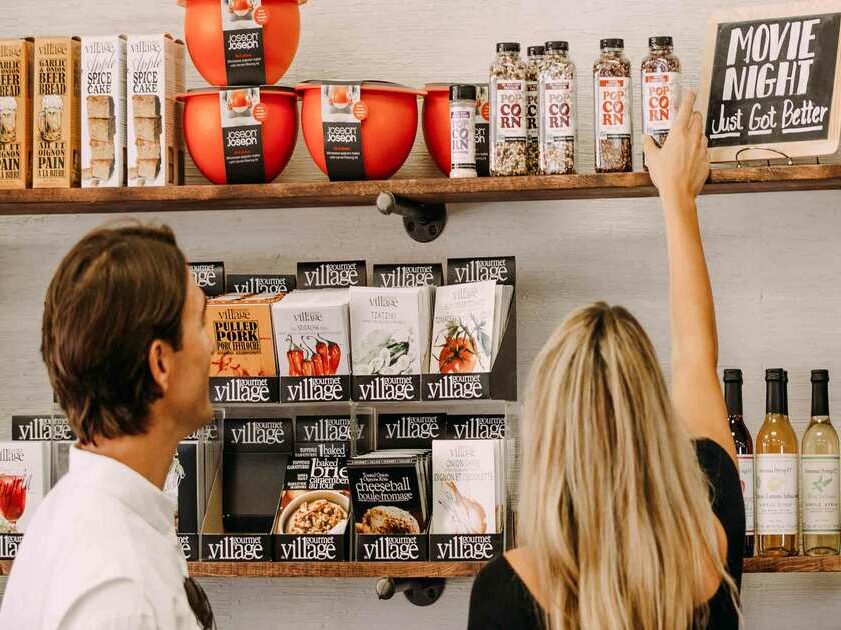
top-left (468, 439), bottom-right (744, 630)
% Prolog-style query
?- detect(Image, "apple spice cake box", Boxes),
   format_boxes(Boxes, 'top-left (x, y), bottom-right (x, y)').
top-left (32, 36), bottom-right (81, 188)
top-left (349, 450), bottom-right (431, 561)
top-left (272, 457), bottom-right (351, 561)
top-left (294, 414), bottom-right (373, 459)
top-left (206, 292), bottom-right (286, 404)
top-left (0, 39), bottom-right (33, 189)
top-left (81, 35), bottom-right (126, 187)
top-left (127, 34), bottom-right (184, 187)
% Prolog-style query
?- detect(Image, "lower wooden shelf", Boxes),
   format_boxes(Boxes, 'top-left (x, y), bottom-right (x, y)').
top-left (2, 557), bottom-right (840, 578)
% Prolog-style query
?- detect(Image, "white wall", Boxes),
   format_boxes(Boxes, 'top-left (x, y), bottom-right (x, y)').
top-left (3, 0), bottom-right (841, 627)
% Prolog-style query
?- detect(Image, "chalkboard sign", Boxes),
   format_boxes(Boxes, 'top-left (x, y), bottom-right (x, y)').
top-left (699, 1), bottom-right (841, 162)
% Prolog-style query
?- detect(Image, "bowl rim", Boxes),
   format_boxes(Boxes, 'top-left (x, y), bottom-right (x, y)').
top-left (177, 0), bottom-right (306, 7)
top-left (176, 85), bottom-right (298, 102)
top-left (277, 489), bottom-right (350, 535)
top-left (295, 80), bottom-right (427, 97)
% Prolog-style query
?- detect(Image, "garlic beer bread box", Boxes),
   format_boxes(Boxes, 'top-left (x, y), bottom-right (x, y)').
top-left (206, 292), bottom-right (285, 378)
top-left (0, 39), bottom-right (33, 189)
top-left (81, 36), bottom-right (126, 187)
top-left (127, 34), bottom-right (185, 186)
top-left (33, 36), bottom-right (80, 188)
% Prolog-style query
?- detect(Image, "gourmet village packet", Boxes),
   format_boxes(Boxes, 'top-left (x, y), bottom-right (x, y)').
top-left (0, 437), bottom-right (50, 553)
top-left (81, 35), bottom-right (126, 187)
top-left (294, 414), bottom-right (372, 458)
top-left (33, 36), bottom-right (80, 188)
top-left (430, 281), bottom-right (497, 374)
top-left (0, 39), bottom-right (32, 189)
top-left (167, 427), bottom-right (206, 561)
top-left (127, 34), bottom-right (184, 186)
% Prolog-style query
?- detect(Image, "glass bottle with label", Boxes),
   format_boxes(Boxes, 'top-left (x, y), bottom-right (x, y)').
top-left (756, 368), bottom-right (799, 556)
top-left (640, 36), bottom-right (680, 170)
top-left (525, 45), bottom-right (545, 174)
top-left (724, 369), bottom-right (754, 557)
top-left (593, 38), bottom-right (632, 173)
top-left (538, 40), bottom-right (576, 175)
top-left (489, 42), bottom-right (527, 176)
top-left (449, 84), bottom-right (477, 179)
top-left (801, 369), bottom-right (840, 555)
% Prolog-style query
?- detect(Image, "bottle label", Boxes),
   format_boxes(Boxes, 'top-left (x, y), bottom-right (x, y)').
top-left (221, 0), bottom-right (267, 85)
top-left (594, 76), bottom-right (631, 138)
top-left (526, 80), bottom-right (539, 139)
top-left (641, 71), bottom-right (680, 135)
top-left (492, 80), bottom-right (527, 140)
top-left (756, 454), bottom-right (798, 535)
top-left (449, 105), bottom-right (476, 173)
top-left (738, 454), bottom-right (755, 535)
top-left (802, 455), bottom-right (841, 533)
top-left (540, 79), bottom-right (576, 141)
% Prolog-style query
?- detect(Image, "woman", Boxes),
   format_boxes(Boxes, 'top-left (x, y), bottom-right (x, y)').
top-left (468, 90), bottom-right (743, 630)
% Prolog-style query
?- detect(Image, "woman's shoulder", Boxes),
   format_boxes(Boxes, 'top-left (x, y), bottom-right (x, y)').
top-left (468, 551), bottom-right (544, 630)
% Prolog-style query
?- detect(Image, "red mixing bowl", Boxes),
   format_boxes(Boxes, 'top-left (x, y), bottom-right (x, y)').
top-left (297, 81), bottom-right (426, 180)
top-left (422, 83), bottom-right (451, 176)
top-left (178, 86), bottom-right (298, 184)
top-left (180, 0), bottom-right (306, 86)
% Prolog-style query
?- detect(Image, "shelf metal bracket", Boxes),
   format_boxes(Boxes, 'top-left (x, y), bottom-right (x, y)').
top-left (376, 192), bottom-right (447, 243)
top-left (375, 577), bottom-right (446, 607)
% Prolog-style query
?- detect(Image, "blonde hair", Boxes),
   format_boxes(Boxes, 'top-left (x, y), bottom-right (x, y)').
top-left (518, 302), bottom-right (739, 630)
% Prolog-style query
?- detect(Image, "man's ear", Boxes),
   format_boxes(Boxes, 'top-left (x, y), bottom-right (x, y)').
top-left (148, 339), bottom-right (173, 393)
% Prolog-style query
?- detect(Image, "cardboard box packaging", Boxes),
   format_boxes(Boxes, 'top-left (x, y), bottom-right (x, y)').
top-left (126, 34), bottom-right (184, 187)
top-left (0, 39), bottom-right (33, 189)
top-left (81, 35), bottom-right (126, 187)
top-left (205, 292), bottom-right (286, 378)
top-left (32, 36), bottom-right (81, 188)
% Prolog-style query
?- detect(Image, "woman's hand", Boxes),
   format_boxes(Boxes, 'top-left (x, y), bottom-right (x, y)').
top-left (643, 90), bottom-right (710, 201)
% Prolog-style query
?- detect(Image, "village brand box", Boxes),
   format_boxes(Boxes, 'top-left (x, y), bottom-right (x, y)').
top-left (32, 36), bottom-right (80, 188)
top-left (0, 39), bottom-right (33, 189)
top-left (81, 35), bottom-right (126, 187)
top-left (127, 34), bottom-right (184, 187)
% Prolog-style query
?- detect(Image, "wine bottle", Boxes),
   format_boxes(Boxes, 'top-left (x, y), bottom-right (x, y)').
top-left (724, 369), bottom-right (754, 556)
top-left (801, 369), bottom-right (840, 555)
top-left (756, 368), bottom-right (798, 556)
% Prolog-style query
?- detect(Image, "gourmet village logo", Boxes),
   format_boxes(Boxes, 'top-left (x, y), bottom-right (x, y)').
top-left (451, 258), bottom-right (510, 284)
top-left (191, 264), bottom-right (219, 289)
top-left (302, 262), bottom-right (359, 288)
top-left (357, 375), bottom-right (416, 401)
top-left (0, 534), bottom-right (22, 559)
top-left (177, 535), bottom-right (195, 558)
top-left (213, 377), bottom-right (272, 402)
top-left (276, 535), bottom-right (339, 561)
top-left (376, 265), bottom-right (439, 288)
top-left (232, 276), bottom-right (290, 296)
top-left (206, 536), bottom-right (265, 561)
top-left (284, 375), bottom-right (344, 402)
top-left (362, 535), bottom-right (421, 561)
top-left (434, 535), bottom-right (496, 561)
top-left (382, 415), bottom-right (441, 441)
top-left (0, 448), bottom-right (25, 463)
top-left (83, 40), bottom-right (116, 97)
top-left (450, 416), bottom-right (505, 440)
top-left (426, 373), bottom-right (485, 400)
top-left (229, 421), bottom-right (287, 446)
top-left (13, 416), bottom-right (74, 441)
top-left (298, 417), bottom-right (365, 443)
top-left (130, 39), bottom-right (162, 94)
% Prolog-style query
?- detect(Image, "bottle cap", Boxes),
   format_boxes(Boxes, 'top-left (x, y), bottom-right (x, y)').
top-left (545, 40), bottom-right (569, 52)
top-left (527, 45), bottom-right (545, 57)
top-left (496, 42), bottom-right (521, 53)
top-left (649, 36), bottom-right (674, 48)
top-left (600, 38), bottom-right (624, 50)
top-left (765, 368), bottom-right (784, 381)
top-left (812, 369), bottom-right (830, 383)
top-left (449, 84), bottom-right (477, 102)
top-left (723, 369), bottom-right (743, 384)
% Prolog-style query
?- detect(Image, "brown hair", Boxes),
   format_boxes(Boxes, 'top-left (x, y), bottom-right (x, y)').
top-left (41, 223), bottom-right (188, 445)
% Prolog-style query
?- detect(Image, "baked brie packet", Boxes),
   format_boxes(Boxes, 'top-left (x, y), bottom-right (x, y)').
top-left (348, 450), bottom-right (430, 536)
top-left (273, 457), bottom-right (350, 536)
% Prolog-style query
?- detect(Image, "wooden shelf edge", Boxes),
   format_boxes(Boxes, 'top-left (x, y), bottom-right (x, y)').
top-left (4, 558), bottom-right (841, 578)
top-left (1, 164), bottom-right (839, 216)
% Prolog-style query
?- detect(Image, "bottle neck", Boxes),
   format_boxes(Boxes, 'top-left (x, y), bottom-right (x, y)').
top-left (601, 47), bottom-right (624, 55)
top-left (812, 380), bottom-right (830, 417)
top-left (496, 51), bottom-right (520, 64)
top-left (649, 45), bottom-right (673, 55)
top-left (725, 381), bottom-right (743, 417)
top-left (766, 380), bottom-right (785, 415)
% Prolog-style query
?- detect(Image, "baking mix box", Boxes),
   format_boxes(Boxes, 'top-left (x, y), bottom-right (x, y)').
top-left (0, 38), bottom-right (33, 189)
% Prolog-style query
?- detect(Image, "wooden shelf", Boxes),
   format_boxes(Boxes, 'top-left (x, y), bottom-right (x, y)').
top-left (4, 557), bottom-right (841, 578)
top-left (1, 164), bottom-right (840, 216)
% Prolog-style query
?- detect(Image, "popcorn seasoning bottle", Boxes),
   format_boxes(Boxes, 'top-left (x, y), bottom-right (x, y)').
top-left (538, 40), bottom-right (576, 175)
top-left (641, 36), bottom-right (681, 169)
top-left (490, 42), bottom-right (528, 176)
top-left (449, 84), bottom-right (478, 178)
top-left (593, 38), bottom-right (632, 173)
top-left (525, 45), bottom-right (545, 174)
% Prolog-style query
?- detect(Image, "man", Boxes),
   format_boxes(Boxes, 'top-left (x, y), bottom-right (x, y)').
top-left (0, 224), bottom-right (215, 629)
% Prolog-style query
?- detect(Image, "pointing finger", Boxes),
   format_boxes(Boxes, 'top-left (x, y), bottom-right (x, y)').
top-left (676, 89), bottom-right (698, 130)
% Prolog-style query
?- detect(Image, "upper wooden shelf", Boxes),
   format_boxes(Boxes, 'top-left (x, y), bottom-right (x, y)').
top-left (2, 557), bottom-right (841, 578)
top-left (1, 164), bottom-right (840, 216)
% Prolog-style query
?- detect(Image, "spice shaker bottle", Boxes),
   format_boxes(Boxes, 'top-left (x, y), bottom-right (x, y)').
top-left (641, 36), bottom-right (681, 167)
top-left (526, 45), bottom-right (545, 174)
top-left (538, 40), bottom-right (576, 175)
top-left (490, 42), bottom-right (528, 176)
top-left (449, 84), bottom-right (478, 178)
top-left (593, 38), bottom-right (633, 173)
